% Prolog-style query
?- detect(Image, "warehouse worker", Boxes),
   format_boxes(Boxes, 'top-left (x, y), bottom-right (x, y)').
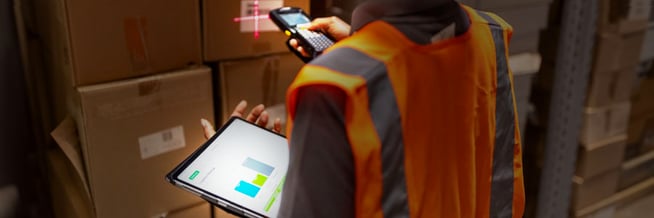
top-left (202, 0), bottom-right (525, 217)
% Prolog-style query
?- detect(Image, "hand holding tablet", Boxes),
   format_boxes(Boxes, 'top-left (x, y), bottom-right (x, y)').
top-left (168, 101), bottom-right (288, 218)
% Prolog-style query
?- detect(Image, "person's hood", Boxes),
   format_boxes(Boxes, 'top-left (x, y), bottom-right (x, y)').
top-left (351, 0), bottom-right (455, 31)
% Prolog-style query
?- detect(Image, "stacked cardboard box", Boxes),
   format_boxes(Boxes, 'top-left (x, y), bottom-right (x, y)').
top-left (203, 0), bottom-right (309, 132)
top-left (574, 0), bottom-right (651, 215)
top-left (218, 53), bottom-right (304, 124)
top-left (50, 67), bottom-right (215, 218)
top-left (616, 1), bottom-right (654, 212)
top-left (34, 0), bottom-right (217, 217)
top-left (533, 0), bottom-right (651, 214)
top-left (203, 0), bottom-right (309, 61)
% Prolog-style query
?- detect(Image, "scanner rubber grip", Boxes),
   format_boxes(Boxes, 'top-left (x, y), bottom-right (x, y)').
top-left (286, 38), bottom-right (314, 63)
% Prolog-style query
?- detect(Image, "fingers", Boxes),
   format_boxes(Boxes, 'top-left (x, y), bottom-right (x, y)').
top-left (201, 119), bottom-right (216, 140)
top-left (228, 100), bottom-right (283, 133)
top-left (256, 111), bottom-right (269, 127)
top-left (309, 16), bottom-right (351, 41)
top-left (230, 100), bottom-right (248, 118)
top-left (273, 118), bottom-right (282, 133)
top-left (309, 17), bottom-right (335, 31)
top-left (245, 104), bottom-right (266, 123)
top-left (289, 38), bottom-right (311, 57)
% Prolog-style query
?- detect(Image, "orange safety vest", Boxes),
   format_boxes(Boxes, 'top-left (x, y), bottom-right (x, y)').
top-left (286, 6), bottom-right (524, 218)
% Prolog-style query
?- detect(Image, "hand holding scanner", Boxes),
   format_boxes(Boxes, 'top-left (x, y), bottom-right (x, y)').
top-left (269, 7), bottom-right (335, 62)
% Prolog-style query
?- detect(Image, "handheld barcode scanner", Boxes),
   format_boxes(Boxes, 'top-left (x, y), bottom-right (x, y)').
top-left (269, 7), bottom-right (335, 63)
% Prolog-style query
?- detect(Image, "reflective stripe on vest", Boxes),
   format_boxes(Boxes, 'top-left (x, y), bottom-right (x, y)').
top-left (478, 11), bottom-right (516, 218)
top-left (312, 48), bottom-right (411, 218)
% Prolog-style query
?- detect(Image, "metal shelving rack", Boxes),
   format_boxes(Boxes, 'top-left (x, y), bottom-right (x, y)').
top-left (535, 0), bottom-right (598, 217)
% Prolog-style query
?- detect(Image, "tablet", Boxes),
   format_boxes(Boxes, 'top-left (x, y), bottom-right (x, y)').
top-left (166, 117), bottom-right (289, 218)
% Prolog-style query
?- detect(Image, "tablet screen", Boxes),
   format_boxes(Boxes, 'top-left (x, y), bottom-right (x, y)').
top-left (176, 118), bottom-right (289, 217)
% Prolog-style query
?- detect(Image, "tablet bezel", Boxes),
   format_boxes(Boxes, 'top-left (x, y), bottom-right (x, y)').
top-left (165, 116), bottom-right (287, 218)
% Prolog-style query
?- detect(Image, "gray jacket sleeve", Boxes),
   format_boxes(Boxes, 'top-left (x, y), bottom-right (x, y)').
top-left (278, 85), bottom-right (355, 218)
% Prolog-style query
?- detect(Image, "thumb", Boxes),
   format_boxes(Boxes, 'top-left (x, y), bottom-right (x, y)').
top-left (201, 119), bottom-right (216, 140)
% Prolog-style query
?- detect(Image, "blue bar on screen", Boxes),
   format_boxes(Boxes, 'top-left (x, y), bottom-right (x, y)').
top-left (242, 157), bottom-right (274, 176)
top-left (235, 180), bottom-right (261, 198)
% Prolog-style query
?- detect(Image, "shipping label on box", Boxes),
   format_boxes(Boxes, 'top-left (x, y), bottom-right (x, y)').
top-left (239, 0), bottom-right (283, 32)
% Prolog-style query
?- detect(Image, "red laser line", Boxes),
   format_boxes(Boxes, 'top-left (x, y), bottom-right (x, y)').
top-left (233, 15), bottom-right (269, 22)
top-left (253, 0), bottom-right (260, 39)
top-left (232, 0), bottom-right (268, 39)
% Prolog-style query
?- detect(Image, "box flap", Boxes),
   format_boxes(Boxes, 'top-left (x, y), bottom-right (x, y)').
top-left (50, 116), bottom-right (92, 201)
top-left (47, 149), bottom-right (94, 218)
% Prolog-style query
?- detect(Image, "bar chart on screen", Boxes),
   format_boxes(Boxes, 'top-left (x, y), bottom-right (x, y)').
top-left (234, 157), bottom-right (275, 198)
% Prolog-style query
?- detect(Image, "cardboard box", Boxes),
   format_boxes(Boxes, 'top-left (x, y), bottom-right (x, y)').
top-left (576, 135), bottom-right (627, 179)
top-left (577, 205), bottom-right (616, 218)
top-left (203, 0), bottom-right (309, 61)
top-left (586, 67), bottom-right (638, 107)
top-left (165, 203), bottom-right (211, 218)
top-left (598, 0), bottom-right (651, 34)
top-left (619, 150), bottom-right (654, 190)
top-left (54, 66), bottom-right (214, 218)
top-left (213, 206), bottom-right (239, 218)
top-left (594, 31), bottom-right (647, 75)
top-left (35, 0), bottom-right (201, 86)
top-left (640, 26), bottom-right (654, 62)
top-left (630, 78), bottom-right (654, 120)
top-left (625, 112), bottom-right (654, 159)
top-left (615, 189), bottom-right (654, 218)
top-left (573, 169), bottom-right (620, 210)
top-left (575, 177), bottom-right (654, 217)
top-left (219, 53), bottom-right (303, 122)
top-left (581, 102), bottom-right (632, 145)
top-left (47, 149), bottom-right (93, 218)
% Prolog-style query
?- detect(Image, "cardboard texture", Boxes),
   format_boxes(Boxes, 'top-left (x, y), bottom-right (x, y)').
top-left (35, 0), bottom-right (201, 86)
top-left (619, 150), bottom-right (654, 190)
top-left (630, 78), bottom-right (654, 120)
top-left (580, 102), bottom-right (632, 145)
top-left (577, 205), bottom-right (616, 218)
top-left (626, 112), bottom-right (654, 159)
top-left (213, 206), bottom-right (239, 218)
top-left (576, 135), bottom-right (627, 180)
top-left (165, 203), bottom-right (211, 218)
top-left (573, 169), bottom-right (620, 211)
top-left (203, 0), bottom-right (309, 61)
top-left (598, 0), bottom-right (651, 34)
top-left (593, 31), bottom-right (646, 75)
top-left (47, 149), bottom-right (93, 218)
top-left (586, 67), bottom-right (638, 107)
top-left (60, 66), bottom-right (213, 218)
top-left (219, 53), bottom-right (303, 122)
top-left (575, 177), bottom-right (654, 217)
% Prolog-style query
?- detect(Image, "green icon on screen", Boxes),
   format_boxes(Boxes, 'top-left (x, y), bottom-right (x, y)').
top-left (189, 170), bottom-right (200, 180)
top-left (252, 174), bottom-right (268, 186)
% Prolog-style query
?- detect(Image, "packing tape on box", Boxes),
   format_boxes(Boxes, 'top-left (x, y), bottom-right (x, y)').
top-left (124, 17), bottom-right (151, 72)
